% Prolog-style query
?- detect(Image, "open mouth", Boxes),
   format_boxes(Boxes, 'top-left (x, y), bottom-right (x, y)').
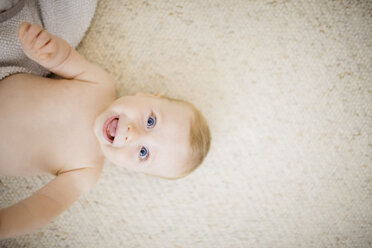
top-left (103, 115), bottom-right (119, 143)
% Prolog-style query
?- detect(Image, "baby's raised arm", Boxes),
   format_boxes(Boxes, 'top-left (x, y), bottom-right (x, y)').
top-left (18, 22), bottom-right (112, 85)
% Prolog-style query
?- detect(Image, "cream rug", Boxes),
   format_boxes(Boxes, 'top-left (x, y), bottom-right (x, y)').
top-left (1, 0), bottom-right (371, 247)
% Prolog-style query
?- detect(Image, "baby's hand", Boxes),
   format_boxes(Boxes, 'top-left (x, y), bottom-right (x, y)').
top-left (16, 22), bottom-right (110, 83)
top-left (18, 22), bottom-right (70, 70)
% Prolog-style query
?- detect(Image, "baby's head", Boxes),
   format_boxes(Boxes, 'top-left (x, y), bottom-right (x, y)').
top-left (94, 93), bottom-right (211, 179)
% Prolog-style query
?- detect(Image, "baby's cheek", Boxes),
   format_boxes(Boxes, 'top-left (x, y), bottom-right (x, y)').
top-left (111, 148), bottom-right (131, 166)
top-left (102, 147), bottom-right (118, 164)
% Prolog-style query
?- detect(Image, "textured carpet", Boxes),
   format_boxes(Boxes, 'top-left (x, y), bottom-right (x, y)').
top-left (1, 0), bottom-right (371, 247)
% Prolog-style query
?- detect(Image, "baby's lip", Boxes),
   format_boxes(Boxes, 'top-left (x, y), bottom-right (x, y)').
top-left (103, 115), bottom-right (120, 143)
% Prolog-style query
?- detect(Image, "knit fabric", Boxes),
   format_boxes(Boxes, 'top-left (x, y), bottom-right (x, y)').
top-left (1, 0), bottom-right (371, 247)
top-left (0, 0), bottom-right (97, 80)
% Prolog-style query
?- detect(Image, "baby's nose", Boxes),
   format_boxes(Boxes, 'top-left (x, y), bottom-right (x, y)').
top-left (124, 123), bottom-right (138, 142)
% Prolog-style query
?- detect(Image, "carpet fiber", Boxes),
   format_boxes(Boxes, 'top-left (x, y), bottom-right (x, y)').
top-left (1, 0), bottom-right (371, 247)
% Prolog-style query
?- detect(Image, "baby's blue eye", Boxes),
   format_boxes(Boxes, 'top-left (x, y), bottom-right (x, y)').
top-left (147, 116), bottom-right (156, 128)
top-left (139, 147), bottom-right (148, 160)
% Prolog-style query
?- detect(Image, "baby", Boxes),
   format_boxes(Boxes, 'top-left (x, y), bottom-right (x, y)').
top-left (0, 22), bottom-right (211, 239)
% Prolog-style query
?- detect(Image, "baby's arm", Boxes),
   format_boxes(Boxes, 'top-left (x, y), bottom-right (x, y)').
top-left (18, 22), bottom-right (112, 85)
top-left (0, 165), bottom-right (102, 239)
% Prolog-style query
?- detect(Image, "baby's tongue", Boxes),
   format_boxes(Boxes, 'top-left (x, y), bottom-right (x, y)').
top-left (109, 119), bottom-right (118, 137)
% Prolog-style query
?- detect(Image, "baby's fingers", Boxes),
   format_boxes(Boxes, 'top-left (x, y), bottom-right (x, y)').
top-left (17, 22), bottom-right (31, 40)
top-left (38, 38), bottom-right (56, 54)
top-left (33, 30), bottom-right (51, 51)
top-left (22, 23), bottom-right (43, 47)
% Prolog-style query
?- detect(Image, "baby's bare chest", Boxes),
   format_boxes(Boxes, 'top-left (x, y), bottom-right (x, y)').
top-left (0, 74), bottom-right (112, 176)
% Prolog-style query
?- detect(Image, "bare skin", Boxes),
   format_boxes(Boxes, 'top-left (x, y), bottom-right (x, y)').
top-left (0, 23), bottom-right (193, 239)
top-left (0, 23), bottom-right (116, 238)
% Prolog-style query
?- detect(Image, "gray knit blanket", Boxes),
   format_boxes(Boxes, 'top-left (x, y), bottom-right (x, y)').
top-left (0, 0), bottom-right (97, 80)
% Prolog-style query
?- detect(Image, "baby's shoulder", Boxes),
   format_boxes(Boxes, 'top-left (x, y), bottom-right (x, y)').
top-left (62, 73), bottom-right (115, 94)
top-left (71, 63), bottom-right (116, 95)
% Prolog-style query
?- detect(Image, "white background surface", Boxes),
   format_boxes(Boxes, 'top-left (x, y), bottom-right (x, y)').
top-left (1, 0), bottom-right (371, 247)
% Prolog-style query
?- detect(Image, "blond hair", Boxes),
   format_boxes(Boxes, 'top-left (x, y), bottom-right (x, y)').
top-left (162, 96), bottom-right (211, 179)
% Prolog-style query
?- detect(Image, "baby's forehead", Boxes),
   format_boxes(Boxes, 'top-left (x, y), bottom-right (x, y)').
top-left (149, 142), bottom-right (192, 178)
top-left (156, 111), bottom-right (191, 144)
top-left (150, 103), bottom-right (192, 167)
top-left (153, 98), bottom-right (192, 119)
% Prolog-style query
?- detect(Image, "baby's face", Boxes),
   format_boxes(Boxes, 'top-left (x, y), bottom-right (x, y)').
top-left (94, 94), bottom-right (193, 179)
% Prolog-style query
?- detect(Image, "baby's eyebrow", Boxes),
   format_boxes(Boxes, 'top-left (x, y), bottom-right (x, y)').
top-left (154, 108), bottom-right (163, 124)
